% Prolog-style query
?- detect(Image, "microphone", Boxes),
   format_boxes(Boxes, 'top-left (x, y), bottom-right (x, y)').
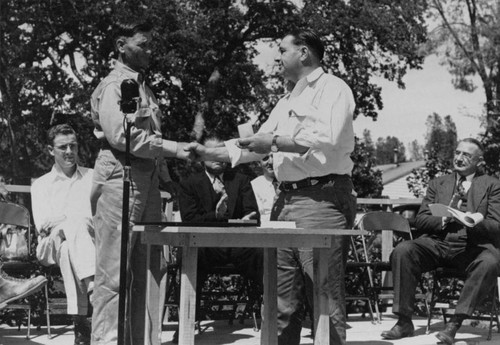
top-left (120, 79), bottom-right (140, 114)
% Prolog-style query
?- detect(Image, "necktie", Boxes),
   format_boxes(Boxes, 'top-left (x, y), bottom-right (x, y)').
top-left (213, 175), bottom-right (226, 197)
top-left (450, 176), bottom-right (466, 209)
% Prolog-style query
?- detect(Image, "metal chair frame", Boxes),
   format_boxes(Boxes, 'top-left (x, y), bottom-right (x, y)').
top-left (357, 211), bottom-right (430, 322)
top-left (426, 267), bottom-right (500, 339)
top-left (0, 200), bottom-right (50, 338)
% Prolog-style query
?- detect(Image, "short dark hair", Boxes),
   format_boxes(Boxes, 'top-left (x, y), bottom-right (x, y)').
top-left (47, 124), bottom-right (77, 145)
top-left (460, 138), bottom-right (484, 154)
top-left (114, 20), bottom-right (153, 41)
top-left (288, 29), bottom-right (325, 61)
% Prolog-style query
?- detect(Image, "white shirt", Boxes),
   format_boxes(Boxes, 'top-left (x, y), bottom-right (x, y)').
top-left (225, 67), bottom-right (355, 181)
top-left (31, 165), bottom-right (94, 230)
top-left (251, 175), bottom-right (276, 222)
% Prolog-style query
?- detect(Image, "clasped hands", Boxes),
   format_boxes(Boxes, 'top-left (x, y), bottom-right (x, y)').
top-left (178, 133), bottom-right (273, 161)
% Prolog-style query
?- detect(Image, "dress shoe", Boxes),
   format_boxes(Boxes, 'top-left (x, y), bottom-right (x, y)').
top-left (435, 321), bottom-right (460, 345)
top-left (381, 320), bottom-right (414, 339)
top-left (0, 273), bottom-right (47, 308)
top-left (73, 315), bottom-right (91, 345)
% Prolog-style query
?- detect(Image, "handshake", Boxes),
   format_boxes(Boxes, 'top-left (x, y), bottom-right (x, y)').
top-left (175, 133), bottom-right (276, 162)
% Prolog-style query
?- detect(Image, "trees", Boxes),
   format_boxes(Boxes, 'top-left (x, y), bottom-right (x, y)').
top-left (427, 0), bottom-right (500, 172)
top-left (1, 0), bottom-right (428, 195)
top-left (424, 112), bottom-right (457, 166)
top-left (375, 136), bottom-right (406, 165)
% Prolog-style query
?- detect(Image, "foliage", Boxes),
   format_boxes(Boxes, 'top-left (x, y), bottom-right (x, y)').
top-left (301, 0), bottom-right (428, 121)
top-left (426, 0), bottom-right (500, 173)
top-left (407, 148), bottom-right (451, 198)
top-left (351, 137), bottom-right (383, 198)
top-left (375, 136), bottom-right (406, 165)
top-left (424, 112), bottom-right (457, 163)
top-left (408, 139), bottom-right (425, 161)
top-left (0, 0), bottom-right (428, 188)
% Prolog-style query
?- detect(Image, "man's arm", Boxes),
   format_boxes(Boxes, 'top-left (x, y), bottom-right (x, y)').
top-left (95, 81), bottom-right (193, 160)
top-left (414, 179), bottom-right (449, 234)
top-left (470, 178), bottom-right (500, 242)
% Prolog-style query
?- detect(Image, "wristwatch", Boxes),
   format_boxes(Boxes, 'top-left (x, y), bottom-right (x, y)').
top-left (271, 135), bottom-right (279, 153)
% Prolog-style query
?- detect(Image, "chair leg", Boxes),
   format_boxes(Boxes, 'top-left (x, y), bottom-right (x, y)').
top-left (26, 306), bottom-right (31, 339)
top-left (426, 274), bottom-right (438, 334)
top-left (45, 284), bottom-right (51, 338)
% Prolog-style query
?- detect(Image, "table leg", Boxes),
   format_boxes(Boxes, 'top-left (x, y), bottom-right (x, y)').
top-left (145, 243), bottom-right (163, 345)
top-left (179, 246), bottom-right (198, 345)
top-left (313, 248), bottom-right (330, 345)
top-left (261, 248), bottom-right (277, 345)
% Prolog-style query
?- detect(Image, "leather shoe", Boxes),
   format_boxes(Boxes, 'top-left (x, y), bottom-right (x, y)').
top-left (0, 273), bottom-right (47, 308)
top-left (74, 315), bottom-right (91, 345)
top-left (435, 322), bottom-right (460, 345)
top-left (381, 320), bottom-right (414, 339)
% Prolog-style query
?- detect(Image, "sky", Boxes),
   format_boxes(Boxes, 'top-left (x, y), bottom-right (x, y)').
top-left (255, 43), bottom-right (486, 149)
top-left (353, 54), bottom-right (485, 147)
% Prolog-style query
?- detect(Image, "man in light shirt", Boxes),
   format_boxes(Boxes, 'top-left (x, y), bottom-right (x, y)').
top-left (381, 138), bottom-right (500, 345)
top-left (250, 155), bottom-right (277, 223)
top-left (31, 124), bottom-right (95, 345)
top-left (188, 29), bottom-right (357, 345)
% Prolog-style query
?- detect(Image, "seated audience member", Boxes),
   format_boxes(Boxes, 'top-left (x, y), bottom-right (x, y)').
top-left (381, 138), bottom-right (500, 345)
top-left (250, 155), bottom-right (278, 223)
top-left (31, 124), bottom-right (95, 345)
top-left (0, 175), bottom-right (48, 309)
top-left (178, 135), bottom-right (263, 286)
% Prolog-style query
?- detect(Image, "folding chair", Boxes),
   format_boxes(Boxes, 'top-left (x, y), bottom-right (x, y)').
top-left (426, 267), bottom-right (500, 339)
top-left (358, 211), bottom-right (430, 322)
top-left (0, 200), bottom-right (50, 338)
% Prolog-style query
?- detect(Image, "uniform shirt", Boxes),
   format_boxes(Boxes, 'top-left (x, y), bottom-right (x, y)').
top-left (225, 67), bottom-right (355, 181)
top-left (91, 60), bottom-right (178, 159)
top-left (31, 165), bottom-right (93, 231)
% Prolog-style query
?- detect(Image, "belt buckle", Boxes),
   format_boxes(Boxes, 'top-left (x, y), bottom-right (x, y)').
top-left (292, 183), bottom-right (298, 190)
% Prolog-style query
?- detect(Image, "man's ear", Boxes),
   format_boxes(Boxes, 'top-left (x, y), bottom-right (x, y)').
top-left (299, 46), bottom-right (309, 62)
top-left (116, 37), bottom-right (126, 54)
top-left (48, 145), bottom-right (55, 157)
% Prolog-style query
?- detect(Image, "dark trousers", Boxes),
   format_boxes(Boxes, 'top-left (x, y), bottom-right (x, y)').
top-left (272, 176), bottom-right (357, 345)
top-left (391, 235), bottom-right (500, 318)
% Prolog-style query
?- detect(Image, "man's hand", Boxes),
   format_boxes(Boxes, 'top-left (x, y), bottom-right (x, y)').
top-left (237, 133), bottom-right (273, 154)
top-left (176, 142), bottom-right (198, 161)
top-left (183, 142), bottom-right (207, 161)
top-left (39, 215), bottom-right (66, 237)
top-left (215, 193), bottom-right (228, 219)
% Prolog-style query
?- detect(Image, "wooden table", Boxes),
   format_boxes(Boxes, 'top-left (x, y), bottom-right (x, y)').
top-left (133, 224), bottom-right (366, 345)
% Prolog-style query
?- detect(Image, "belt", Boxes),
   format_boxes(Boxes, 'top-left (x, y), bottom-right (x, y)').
top-left (279, 174), bottom-right (343, 192)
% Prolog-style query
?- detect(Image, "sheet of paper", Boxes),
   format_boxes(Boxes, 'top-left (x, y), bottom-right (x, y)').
top-left (259, 221), bottom-right (296, 229)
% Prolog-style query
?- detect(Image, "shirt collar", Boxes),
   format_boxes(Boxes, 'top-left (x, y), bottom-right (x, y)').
top-left (305, 67), bottom-right (324, 83)
top-left (288, 67), bottom-right (324, 98)
top-left (114, 60), bottom-right (143, 83)
top-left (205, 170), bottom-right (223, 183)
top-left (456, 172), bottom-right (475, 183)
top-left (50, 164), bottom-right (83, 181)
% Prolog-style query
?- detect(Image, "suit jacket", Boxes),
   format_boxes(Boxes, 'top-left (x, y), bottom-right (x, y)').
top-left (415, 173), bottom-right (500, 252)
top-left (178, 169), bottom-right (259, 223)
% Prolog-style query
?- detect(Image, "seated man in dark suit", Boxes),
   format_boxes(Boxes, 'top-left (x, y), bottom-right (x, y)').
top-left (178, 136), bottom-right (262, 293)
top-left (381, 138), bottom-right (500, 345)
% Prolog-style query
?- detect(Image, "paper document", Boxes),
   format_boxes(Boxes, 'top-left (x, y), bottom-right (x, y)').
top-left (429, 203), bottom-right (484, 227)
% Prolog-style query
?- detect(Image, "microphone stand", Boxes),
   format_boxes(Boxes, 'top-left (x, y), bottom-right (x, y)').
top-left (118, 111), bottom-right (133, 345)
